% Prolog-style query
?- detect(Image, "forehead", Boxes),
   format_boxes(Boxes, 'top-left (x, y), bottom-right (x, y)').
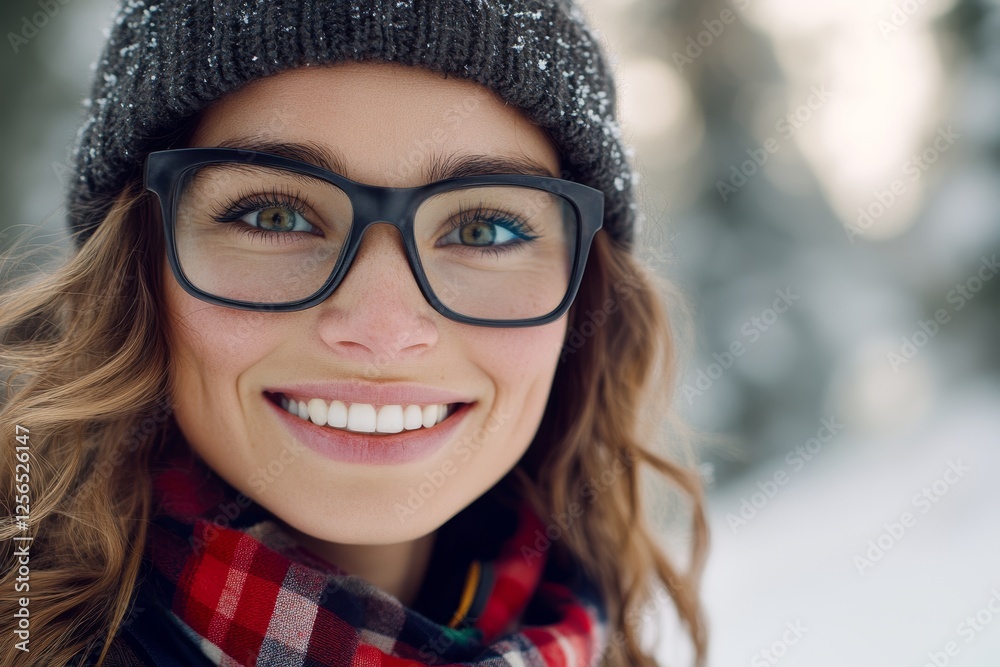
top-left (186, 61), bottom-right (561, 188)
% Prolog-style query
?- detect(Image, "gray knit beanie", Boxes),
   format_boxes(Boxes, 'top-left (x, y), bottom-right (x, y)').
top-left (67, 0), bottom-right (638, 251)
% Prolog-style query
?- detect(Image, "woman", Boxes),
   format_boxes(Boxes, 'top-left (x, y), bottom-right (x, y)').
top-left (0, 1), bottom-right (709, 665)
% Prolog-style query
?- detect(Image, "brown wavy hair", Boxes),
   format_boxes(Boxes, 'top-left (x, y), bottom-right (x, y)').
top-left (0, 177), bottom-right (709, 665)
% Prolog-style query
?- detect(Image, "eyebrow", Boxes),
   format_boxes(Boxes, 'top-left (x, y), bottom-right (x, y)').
top-left (213, 136), bottom-right (559, 182)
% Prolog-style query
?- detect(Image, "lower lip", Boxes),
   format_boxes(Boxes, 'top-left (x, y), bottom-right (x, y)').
top-left (266, 395), bottom-right (474, 465)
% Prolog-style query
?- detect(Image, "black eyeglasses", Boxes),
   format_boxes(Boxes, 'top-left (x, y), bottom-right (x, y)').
top-left (144, 148), bottom-right (604, 328)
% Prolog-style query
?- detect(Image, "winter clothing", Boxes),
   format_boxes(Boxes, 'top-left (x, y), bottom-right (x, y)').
top-left (67, 0), bottom-right (633, 663)
top-left (66, 0), bottom-right (639, 251)
top-left (79, 433), bottom-right (608, 666)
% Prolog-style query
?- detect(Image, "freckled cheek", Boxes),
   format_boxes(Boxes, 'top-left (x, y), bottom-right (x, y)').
top-left (167, 294), bottom-right (279, 399)
top-left (471, 322), bottom-right (566, 401)
top-left (466, 325), bottom-right (564, 469)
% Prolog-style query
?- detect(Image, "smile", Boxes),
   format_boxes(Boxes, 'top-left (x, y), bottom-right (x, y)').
top-left (268, 391), bottom-right (460, 434)
top-left (265, 391), bottom-right (475, 465)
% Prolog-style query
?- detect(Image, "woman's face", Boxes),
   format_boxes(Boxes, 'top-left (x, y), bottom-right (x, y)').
top-left (162, 62), bottom-right (566, 545)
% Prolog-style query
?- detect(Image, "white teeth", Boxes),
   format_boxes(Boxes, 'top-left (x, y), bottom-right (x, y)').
top-left (403, 404), bottom-right (424, 430)
top-left (278, 394), bottom-right (457, 434)
top-left (376, 405), bottom-right (404, 433)
top-left (421, 404), bottom-right (439, 428)
top-left (327, 400), bottom-right (348, 428)
top-left (307, 398), bottom-right (328, 427)
top-left (347, 402), bottom-right (377, 433)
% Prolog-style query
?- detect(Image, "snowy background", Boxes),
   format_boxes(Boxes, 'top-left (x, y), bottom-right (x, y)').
top-left (2, 0), bottom-right (998, 665)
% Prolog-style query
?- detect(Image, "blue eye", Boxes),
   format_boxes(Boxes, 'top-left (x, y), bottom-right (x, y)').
top-left (444, 219), bottom-right (519, 246)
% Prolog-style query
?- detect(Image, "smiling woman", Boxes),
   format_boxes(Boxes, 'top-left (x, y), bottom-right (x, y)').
top-left (164, 61), bottom-right (579, 575)
top-left (0, 2), bottom-right (708, 667)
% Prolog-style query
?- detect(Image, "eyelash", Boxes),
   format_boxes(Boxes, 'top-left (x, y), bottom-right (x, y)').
top-left (209, 191), bottom-right (540, 254)
top-left (210, 187), bottom-right (318, 243)
top-left (446, 203), bottom-right (539, 256)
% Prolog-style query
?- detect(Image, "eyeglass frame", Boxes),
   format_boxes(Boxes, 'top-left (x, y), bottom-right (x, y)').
top-left (143, 147), bottom-right (605, 328)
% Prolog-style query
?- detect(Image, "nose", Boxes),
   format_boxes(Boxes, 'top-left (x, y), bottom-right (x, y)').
top-left (312, 222), bottom-right (439, 366)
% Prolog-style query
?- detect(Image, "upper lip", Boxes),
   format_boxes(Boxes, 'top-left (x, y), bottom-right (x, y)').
top-left (266, 380), bottom-right (476, 407)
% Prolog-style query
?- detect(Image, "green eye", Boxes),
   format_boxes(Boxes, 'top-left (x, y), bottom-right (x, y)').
top-left (254, 206), bottom-right (299, 232)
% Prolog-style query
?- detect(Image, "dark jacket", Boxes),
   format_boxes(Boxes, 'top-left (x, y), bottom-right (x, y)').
top-left (75, 569), bottom-right (215, 666)
top-left (74, 487), bottom-right (515, 666)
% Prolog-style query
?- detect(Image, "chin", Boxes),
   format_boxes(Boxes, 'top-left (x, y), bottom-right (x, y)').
top-left (264, 483), bottom-right (463, 546)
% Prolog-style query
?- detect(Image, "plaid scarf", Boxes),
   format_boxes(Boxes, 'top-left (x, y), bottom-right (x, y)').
top-left (142, 441), bottom-right (608, 666)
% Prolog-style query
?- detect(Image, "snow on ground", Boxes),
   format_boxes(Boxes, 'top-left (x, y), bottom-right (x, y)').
top-left (695, 383), bottom-right (1000, 667)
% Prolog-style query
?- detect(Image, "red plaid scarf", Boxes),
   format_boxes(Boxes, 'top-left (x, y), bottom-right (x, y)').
top-left (143, 441), bottom-right (608, 666)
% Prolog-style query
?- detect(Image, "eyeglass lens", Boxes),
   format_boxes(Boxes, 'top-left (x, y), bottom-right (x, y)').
top-left (173, 163), bottom-right (579, 320)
